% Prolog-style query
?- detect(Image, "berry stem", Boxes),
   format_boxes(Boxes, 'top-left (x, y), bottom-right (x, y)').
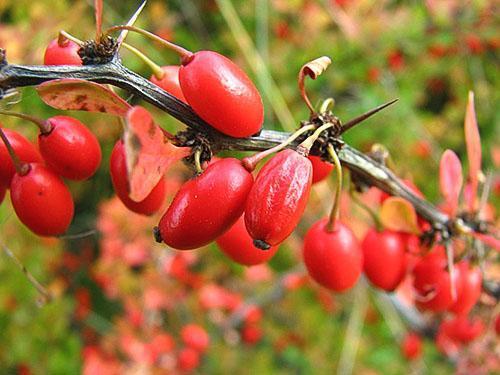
top-left (106, 25), bottom-right (194, 63)
top-left (445, 242), bottom-right (457, 301)
top-left (0, 110), bottom-right (52, 134)
top-left (298, 122), bottom-right (334, 152)
top-left (58, 30), bottom-right (84, 46)
top-left (319, 98), bottom-right (335, 113)
top-left (193, 149), bottom-right (203, 174)
top-left (121, 43), bottom-right (165, 80)
top-left (242, 124), bottom-right (315, 171)
top-left (326, 144), bottom-right (343, 232)
top-left (1, 241), bottom-right (52, 305)
top-left (0, 127), bottom-right (30, 176)
top-left (350, 190), bottom-right (383, 231)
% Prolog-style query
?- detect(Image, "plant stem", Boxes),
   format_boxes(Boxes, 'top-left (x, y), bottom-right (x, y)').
top-left (59, 30), bottom-right (84, 46)
top-left (121, 43), bottom-right (165, 80)
top-left (0, 110), bottom-right (52, 134)
top-left (0, 127), bottom-right (30, 175)
top-left (242, 124), bottom-right (315, 171)
top-left (298, 122), bottom-right (334, 152)
top-left (106, 25), bottom-right (193, 63)
top-left (350, 190), bottom-right (383, 231)
top-left (326, 144), bottom-right (343, 232)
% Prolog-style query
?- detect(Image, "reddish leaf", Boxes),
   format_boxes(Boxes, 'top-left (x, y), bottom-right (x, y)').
top-left (464, 91), bottom-right (481, 212)
top-left (470, 232), bottom-right (500, 251)
top-left (439, 150), bottom-right (463, 216)
top-left (380, 197), bottom-right (421, 235)
top-left (37, 79), bottom-right (131, 116)
top-left (124, 106), bottom-right (190, 202)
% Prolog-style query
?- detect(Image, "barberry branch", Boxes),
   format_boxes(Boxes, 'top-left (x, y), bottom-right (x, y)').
top-left (0, 56), bottom-right (477, 234)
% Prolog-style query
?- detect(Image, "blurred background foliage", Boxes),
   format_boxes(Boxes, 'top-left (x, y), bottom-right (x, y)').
top-left (0, 0), bottom-right (497, 374)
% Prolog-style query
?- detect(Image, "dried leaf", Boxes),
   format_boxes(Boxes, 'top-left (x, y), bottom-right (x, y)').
top-left (300, 56), bottom-right (332, 80)
top-left (123, 106), bottom-right (190, 202)
top-left (380, 197), bottom-right (421, 235)
top-left (439, 149), bottom-right (463, 216)
top-left (37, 79), bottom-right (131, 116)
top-left (464, 91), bottom-right (481, 212)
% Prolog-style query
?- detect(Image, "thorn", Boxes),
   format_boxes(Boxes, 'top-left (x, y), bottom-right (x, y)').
top-left (340, 98), bottom-right (398, 134)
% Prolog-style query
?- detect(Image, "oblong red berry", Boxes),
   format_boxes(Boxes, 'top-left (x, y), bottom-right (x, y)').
top-left (303, 219), bottom-right (363, 292)
top-left (0, 128), bottom-right (42, 186)
top-left (38, 116), bottom-right (102, 180)
top-left (449, 261), bottom-right (482, 315)
top-left (110, 140), bottom-right (165, 216)
top-left (157, 158), bottom-right (253, 250)
top-left (150, 66), bottom-right (186, 103)
top-left (245, 149), bottom-right (312, 249)
top-left (10, 163), bottom-right (74, 236)
top-left (0, 183), bottom-right (6, 205)
top-left (309, 155), bottom-right (334, 184)
top-left (179, 51), bottom-right (264, 138)
top-left (216, 215), bottom-right (279, 266)
top-left (44, 38), bottom-right (82, 66)
top-left (361, 228), bottom-right (407, 291)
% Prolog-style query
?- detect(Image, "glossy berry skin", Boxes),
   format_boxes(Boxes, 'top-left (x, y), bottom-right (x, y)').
top-left (0, 128), bottom-right (42, 185)
top-left (245, 149), bottom-right (312, 249)
top-left (38, 116), bottom-right (101, 180)
top-left (401, 333), bottom-right (422, 360)
top-left (181, 324), bottom-right (210, 353)
top-left (412, 247), bottom-right (457, 312)
top-left (179, 51), bottom-right (264, 138)
top-left (158, 158), bottom-right (253, 250)
top-left (110, 140), bottom-right (165, 216)
top-left (445, 316), bottom-right (484, 344)
top-left (303, 219), bottom-right (363, 292)
top-left (362, 228), bottom-right (407, 291)
top-left (10, 163), bottom-right (74, 236)
top-left (216, 215), bottom-right (279, 266)
top-left (150, 66), bottom-right (186, 103)
top-left (449, 261), bottom-right (482, 315)
top-left (308, 155), bottom-right (334, 184)
top-left (44, 38), bottom-right (82, 66)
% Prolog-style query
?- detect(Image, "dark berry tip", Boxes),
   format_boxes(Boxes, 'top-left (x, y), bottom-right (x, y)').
top-left (153, 226), bottom-right (163, 243)
top-left (253, 239), bottom-right (271, 250)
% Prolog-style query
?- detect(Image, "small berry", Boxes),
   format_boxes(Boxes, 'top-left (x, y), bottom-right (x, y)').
top-left (110, 140), bottom-right (165, 215)
top-left (150, 66), bottom-right (187, 102)
top-left (448, 261), bottom-right (482, 315)
top-left (10, 163), bottom-right (74, 236)
top-left (0, 128), bottom-right (42, 185)
top-left (181, 324), bottom-right (210, 353)
top-left (179, 51), bottom-right (264, 138)
top-left (401, 333), bottom-right (422, 360)
top-left (216, 215), bottom-right (279, 266)
top-left (44, 38), bottom-right (82, 66)
top-left (157, 158), bottom-right (253, 250)
top-left (241, 324), bottom-right (263, 345)
top-left (303, 219), bottom-right (363, 292)
top-left (177, 347), bottom-right (200, 372)
top-left (245, 149), bottom-right (312, 249)
top-left (38, 116), bottom-right (101, 180)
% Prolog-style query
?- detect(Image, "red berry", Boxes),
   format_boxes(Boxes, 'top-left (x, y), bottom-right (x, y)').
top-left (308, 155), bottom-right (334, 184)
top-left (179, 51), bottom-right (264, 138)
top-left (401, 332), bottom-right (422, 360)
top-left (181, 324), bottom-right (209, 353)
top-left (0, 128), bottom-right (42, 185)
top-left (10, 163), bottom-right (74, 236)
top-left (445, 315), bottom-right (484, 344)
top-left (0, 183), bottom-right (6, 205)
top-left (44, 38), bottom-right (82, 66)
top-left (110, 140), bottom-right (165, 215)
top-left (216, 215), bottom-right (279, 266)
top-left (495, 314), bottom-right (500, 335)
top-left (245, 149), bottom-right (312, 249)
top-left (449, 261), bottom-right (482, 315)
top-left (149, 333), bottom-right (175, 362)
top-left (303, 219), bottom-right (363, 292)
top-left (38, 116), bottom-right (101, 180)
top-left (177, 347), bottom-right (200, 372)
top-left (157, 158), bottom-right (253, 250)
top-left (361, 228), bottom-right (407, 291)
top-left (241, 324), bottom-right (263, 345)
top-left (150, 66), bottom-right (187, 103)
top-left (412, 247), bottom-right (458, 312)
